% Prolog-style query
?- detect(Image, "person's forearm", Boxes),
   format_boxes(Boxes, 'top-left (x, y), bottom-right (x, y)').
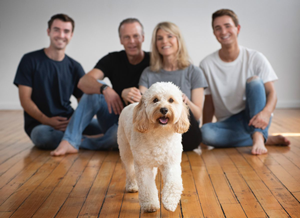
top-left (21, 99), bottom-right (49, 124)
top-left (187, 101), bottom-right (202, 121)
top-left (263, 90), bottom-right (277, 115)
top-left (78, 75), bottom-right (102, 94)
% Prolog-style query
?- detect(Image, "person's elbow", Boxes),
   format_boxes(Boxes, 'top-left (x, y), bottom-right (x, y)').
top-left (190, 106), bottom-right (202, 122)
top-left (194, 111), bottom-right (202, 122)
top-left (77, 77), bottom-right (91, 94)
top-left (20, 99), bottom-right (27, 109)
top-left (196, 111), bottom-right (202, 121)
top-left (77, 77), bottom-right (84, 90)
top-left (19, 93), bottom-right (30, 110)
top-left (19, 97), bottom-right (31, 112)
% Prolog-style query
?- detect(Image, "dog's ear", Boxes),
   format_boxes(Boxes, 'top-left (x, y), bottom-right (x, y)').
top-left (174, 103), bottom-right (190, 134)
top-left (133, 97), bottom-right (149, 133)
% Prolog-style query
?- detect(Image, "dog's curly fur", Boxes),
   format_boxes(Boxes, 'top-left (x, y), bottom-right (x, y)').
top-left (118, 82), bottom-right (190, 212)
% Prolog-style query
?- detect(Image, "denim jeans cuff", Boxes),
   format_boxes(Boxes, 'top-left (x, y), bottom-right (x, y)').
top-left (61, 137), bottom-right (80, 149)
top-left (252, 129), bottom-right (268, 143)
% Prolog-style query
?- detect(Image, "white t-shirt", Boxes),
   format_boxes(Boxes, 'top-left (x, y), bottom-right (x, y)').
top-left (200, 46), bottom-right (278, 121)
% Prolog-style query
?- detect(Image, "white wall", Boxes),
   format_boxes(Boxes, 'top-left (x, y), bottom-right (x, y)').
top-left (1, 0), bottom-right (300, 109)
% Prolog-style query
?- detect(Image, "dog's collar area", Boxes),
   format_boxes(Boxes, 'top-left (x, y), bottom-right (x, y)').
top-left (158, 117), bottom-right (169, 125)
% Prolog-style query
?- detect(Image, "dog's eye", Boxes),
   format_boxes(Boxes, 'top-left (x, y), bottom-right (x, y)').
top-left (153, 98), bottom-right (159, 103)
top-left (169, 98), bottom-right (174, 103)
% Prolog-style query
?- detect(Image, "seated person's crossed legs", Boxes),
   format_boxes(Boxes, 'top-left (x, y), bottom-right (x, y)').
top-left (31, 118), bottom-right (101, 150)
top-left (51, 93), bottom-right (119, 156)
top-left (202, 76), bottom-right (289, 155)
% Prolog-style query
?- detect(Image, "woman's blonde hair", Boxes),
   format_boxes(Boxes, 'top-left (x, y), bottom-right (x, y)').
top-left (150, 22), bottom-right (190, 72)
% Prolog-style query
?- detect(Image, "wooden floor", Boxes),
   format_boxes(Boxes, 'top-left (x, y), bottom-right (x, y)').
top-left (0, 109), bottom-right (300, 218)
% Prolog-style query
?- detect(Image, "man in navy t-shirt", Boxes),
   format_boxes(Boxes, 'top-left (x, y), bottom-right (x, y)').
top-left (14, 14), bottom-right (100, 150)
top-left (51, 18), bottom-right (150, 156)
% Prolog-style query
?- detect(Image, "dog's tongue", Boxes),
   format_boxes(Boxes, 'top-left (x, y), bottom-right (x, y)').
top-left (159, 117), bottom-right (169, 124)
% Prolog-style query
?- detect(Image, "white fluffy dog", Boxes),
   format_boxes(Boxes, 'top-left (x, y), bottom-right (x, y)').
top-left (118, 82), bottom-right (190, 212)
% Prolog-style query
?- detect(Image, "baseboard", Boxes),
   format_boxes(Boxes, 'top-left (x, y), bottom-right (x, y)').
top-left (276, 100), bottom-right (300, 108)
top-left (0, 103), bottom-right (22, 110)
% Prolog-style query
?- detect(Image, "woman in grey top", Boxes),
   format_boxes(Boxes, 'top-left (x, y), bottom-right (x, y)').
top-left (139, 22), bottom-right (208, 151)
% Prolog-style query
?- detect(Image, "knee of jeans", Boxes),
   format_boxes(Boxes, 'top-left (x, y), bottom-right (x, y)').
top-left (81, 93), bottom-right (104, 111)
top-left (201, 124), bottom-right (219, 146)
top-left (246, 76), bottom-right (264, 92)
top-left (246, 76), bottom-right (264, 87)
top-left (31, 126), bottom-right (54, 148)
top-left (82, 93), bottom-right (101, 102)
top-left (246, 75), bottom-right (260, 83)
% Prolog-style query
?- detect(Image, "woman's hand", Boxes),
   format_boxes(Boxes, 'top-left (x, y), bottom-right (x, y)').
top-left (182, 93), bottom-right (190, 104)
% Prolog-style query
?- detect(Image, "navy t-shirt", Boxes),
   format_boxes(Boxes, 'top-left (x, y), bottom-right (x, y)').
top-left (14, 49), bottom-right (85, 137)
top-left (94, 50), bottom-right (150, 105)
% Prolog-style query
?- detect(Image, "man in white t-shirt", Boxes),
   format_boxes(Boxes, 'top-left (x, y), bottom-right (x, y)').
top-left (200, 9), bottom-right (290, 155)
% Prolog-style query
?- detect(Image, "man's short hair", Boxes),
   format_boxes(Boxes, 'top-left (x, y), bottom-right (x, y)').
top-left (118, 18), bottom-right (144, 37)
top-left (212, 9), bottom-right (239, 28)
top-left (48, 14), bottom-right (75, 32)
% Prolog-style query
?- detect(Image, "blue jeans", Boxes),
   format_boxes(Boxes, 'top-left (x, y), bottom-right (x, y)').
top-left (61, 93), bottom-right (119, 150)
top-left (201, 78), bottom-right (272, 147)
top-left (30, 118), bottom-right (101, 150)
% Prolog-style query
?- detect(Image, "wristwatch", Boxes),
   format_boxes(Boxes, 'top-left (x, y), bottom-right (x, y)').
top-left (100, 84), bottom-right (108, 94)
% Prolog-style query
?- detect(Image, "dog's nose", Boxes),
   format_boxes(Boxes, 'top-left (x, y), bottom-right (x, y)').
top-left (160, 107), bottom-right (168, 115)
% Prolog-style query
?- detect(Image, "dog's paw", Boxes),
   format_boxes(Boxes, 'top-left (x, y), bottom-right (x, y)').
top-left (163, 201), bottom-right (179, 212)
top-left (162, 191), bottom-right (181, 212)
top-left (161, 181), bottom-right (182, 212)
top-left (141, 202), bottom-right (160, 213)
top-left (126, 184), bottom-right (138, 193)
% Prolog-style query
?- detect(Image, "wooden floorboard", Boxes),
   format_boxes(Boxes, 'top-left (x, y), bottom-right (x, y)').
top-left (0, 109), bottom-right (299, 217)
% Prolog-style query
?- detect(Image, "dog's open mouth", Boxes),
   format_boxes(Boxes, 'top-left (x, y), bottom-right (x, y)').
top-left (158, 116), bottom-right (169, 125)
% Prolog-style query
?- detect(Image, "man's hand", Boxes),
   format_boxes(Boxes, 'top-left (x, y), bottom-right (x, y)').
top-left (103, 87), bottom-right (124, 114)
top-left (249, 110), bottom-right (271, 130)
top-left (19, 85), bottom-right (70, 131)
top-left (45, 116), bottom-right (70, 131)
top-left (121, 87), bottom-right (142, 105)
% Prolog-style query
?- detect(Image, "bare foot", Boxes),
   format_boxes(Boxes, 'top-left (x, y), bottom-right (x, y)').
top-left (251, 132), bottom-right (268, 155)
top-left (266, 135), bottom-right (290, 146)
top-left (50, 140), bottom-right (78, 156)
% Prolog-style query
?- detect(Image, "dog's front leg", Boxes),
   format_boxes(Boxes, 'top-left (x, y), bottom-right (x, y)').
top-left (124, 160), bottom-right (138, 193)
top-left (135, 165), bottom-right (160, 213)
top-left (160, 164), bottom-right (183, 212)
top-left (122, 153), bottom-right (138, 193)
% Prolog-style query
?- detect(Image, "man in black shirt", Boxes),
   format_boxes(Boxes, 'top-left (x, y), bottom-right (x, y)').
top-left (51, 18), bottom-right (150, 156)
top-left (14, 14), bottom-right (101, 150)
